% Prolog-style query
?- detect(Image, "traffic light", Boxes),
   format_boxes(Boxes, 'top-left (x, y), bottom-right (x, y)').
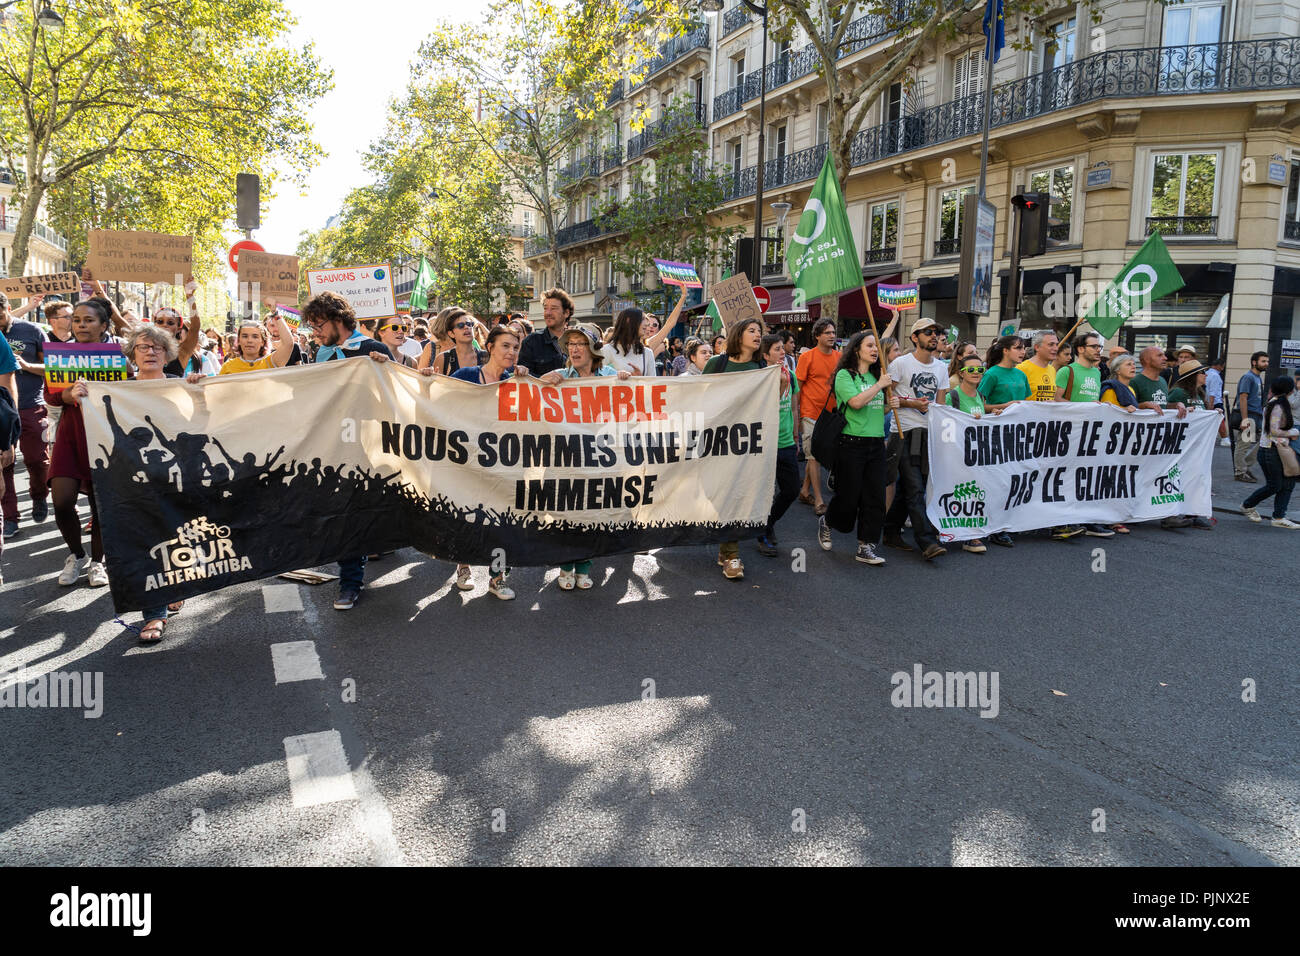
top-left (236, 173), bottom-right (261, 231)
top-left (734, 236), bottom-right (755, 284)
top-left (1012, 191), bottom-right (1050, 258)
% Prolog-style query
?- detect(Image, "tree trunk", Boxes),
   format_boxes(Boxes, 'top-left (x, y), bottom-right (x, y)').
top-left (6, 179), bottom-right (47, 280)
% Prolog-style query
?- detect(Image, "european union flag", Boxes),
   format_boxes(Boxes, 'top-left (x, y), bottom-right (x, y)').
top-left (983, 0), bottom-right (1005, 62)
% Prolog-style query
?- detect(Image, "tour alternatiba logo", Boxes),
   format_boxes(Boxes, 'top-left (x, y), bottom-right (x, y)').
top-left (937, 480), bottom-right (988, 530)
top-left (145, 516), bottom-right (251, 591)
top-left (1151, 463), bottom-right (1184, 505)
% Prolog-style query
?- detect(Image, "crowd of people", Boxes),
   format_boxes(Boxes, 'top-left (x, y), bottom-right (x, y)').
top-left (2, 279), bottom-right (1299, 641)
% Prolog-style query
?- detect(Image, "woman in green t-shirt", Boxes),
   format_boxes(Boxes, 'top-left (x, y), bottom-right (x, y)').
top-left (978, 335), bottom-right (1030, 412)
top-left (704, 318), bottom-right (765, 580)
top-left (756, 334), bottom-right (800, 558)
top-left (817, 331), bottom-right (896, 566)
top-left (946, 358), bottom-right (989, 553)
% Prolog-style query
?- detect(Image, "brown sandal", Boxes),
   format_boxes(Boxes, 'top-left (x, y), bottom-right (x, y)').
top-left (138, 619), bottom-right (166, 645)
top-left (167, 600), bottom-right (184, 615)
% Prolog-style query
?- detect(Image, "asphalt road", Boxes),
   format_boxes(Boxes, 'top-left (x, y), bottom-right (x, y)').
top-left (2, 451), bottom-right (1297, 866)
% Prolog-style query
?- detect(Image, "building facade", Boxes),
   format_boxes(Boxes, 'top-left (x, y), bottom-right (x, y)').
top-left (0, 171), bottom-right (69, 282)
top-left (524, 0), bottom-right (1300, 373)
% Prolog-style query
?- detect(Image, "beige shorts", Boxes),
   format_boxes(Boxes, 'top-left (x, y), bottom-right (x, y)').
top-left (800, 417), bottom-right (817, 457)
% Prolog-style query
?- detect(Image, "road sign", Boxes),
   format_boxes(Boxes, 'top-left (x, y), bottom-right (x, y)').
top-left (228, 239), bottom-right (265, 273)
top-left (752, 285), bottom-right (771, 314)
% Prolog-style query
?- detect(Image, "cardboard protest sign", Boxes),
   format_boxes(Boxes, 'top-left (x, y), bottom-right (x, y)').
top-left (44, 342), bottom-right (130, 393)
top-left (0, 272), bottom-right (80, 299)
top-left (653, 259), bottom-right (703, 288)
top-left (305, 263), bottom-right (396, 320)
top-left (237, 250), bottom-right (299, 305)
top-left (709, 274), bottom-right (763, 330)
top-left (85, 230), bottom-right (193, 283)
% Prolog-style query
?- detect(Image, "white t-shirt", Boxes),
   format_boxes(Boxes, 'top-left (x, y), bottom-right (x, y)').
top-left (399, 338), bottom-right (423, 362)
top-left (887, 351), bottom-right (949, 432)
top-left (600, 343), bottom-right (656, 376)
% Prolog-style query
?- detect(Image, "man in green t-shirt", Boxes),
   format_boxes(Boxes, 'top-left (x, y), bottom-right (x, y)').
top-left (1130, 346), bottom-right (1189, 417)
top-left (1054, 332), bottom-right (1102, 402)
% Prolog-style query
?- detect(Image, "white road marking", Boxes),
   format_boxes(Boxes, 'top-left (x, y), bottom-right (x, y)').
top-left (270, 641), bottom-right (324, 684)
top-left (283, 730), bottom-right (358, 807)
top-left (262, 583), bottom-right (303, 613)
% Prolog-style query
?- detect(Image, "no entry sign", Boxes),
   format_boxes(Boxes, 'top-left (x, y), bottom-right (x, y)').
top-left (752, 285), bottom-right (771, 314)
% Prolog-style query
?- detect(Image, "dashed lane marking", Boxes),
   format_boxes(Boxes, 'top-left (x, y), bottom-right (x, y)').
top-left (262, 583), bottom-right (304, 613)
top-left (270, 641), bottom-right (324, 684)
top-left (283, 730), bottom-right (359, 808)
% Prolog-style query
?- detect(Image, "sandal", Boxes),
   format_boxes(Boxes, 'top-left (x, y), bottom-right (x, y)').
top-left (814, 502), bottom-right (828, 516)
top-left (167, 600), bottom-right (185, 616)
top-left (1112, 524), bottom-right (1130, 534)
top-left (798, 492), bottom-right (814, 506)
top-left (138, 618), bottom-right (166, 645)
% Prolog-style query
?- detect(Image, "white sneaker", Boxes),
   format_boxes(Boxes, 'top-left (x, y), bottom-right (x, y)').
top-left (86, 561), bottom-right (109, 587)
top-left (575, 573), bottom-right (593, 590)
top-left (455, 565), bottom-right (474, 590)
top-left (557, 569), bottom-right (575, 590)
top-left (489, 576), bottom-right (515, 600)
top-left (1219, 437), bottom-right (1231, 447)
top-left (1243, 507), bottom-right (1262, 523)
top-left (1271, 517), bottom-right (1300, 529)
top-left (58, 554), bottom-right (88, 586)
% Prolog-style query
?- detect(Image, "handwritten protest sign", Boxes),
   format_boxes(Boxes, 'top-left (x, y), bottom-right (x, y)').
top-left (653, 259), bottom-right (703, 288)
top-left (305, 263), bottom-right (396, 320)
top-left (44, 342), bottom-right (130, 393)
top-left (0, 272), bottom-right (80, 299)
top-left (709, 274), bottom-right (763, 330)
top-left (238, 250), bottom-right (299, 305)
top-left (86, 230), bottom-right (193, 284)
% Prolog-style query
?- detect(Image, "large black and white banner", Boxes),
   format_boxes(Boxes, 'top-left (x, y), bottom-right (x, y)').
top-left (925, 402), bottom-right (1218, 542)
top-left (84, 360), bottom-right (778, 611)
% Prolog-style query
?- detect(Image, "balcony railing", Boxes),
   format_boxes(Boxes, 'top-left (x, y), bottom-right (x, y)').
top-left (720, 37), bottom-right (1300, 202)
top-left (627, 103), bottom-right (707, 160)
top-left (761, 260), bottom-right (785, 276)
top-left (0, 215), bottom-right (67, 250)
top-left (558, 156), bottom-right (601, 188)
top-left (556, 217), bottom-right (619, 248)
top-left (503, 223), bottom-right (536, 238)
top-left (722, 5), bottom-right (750, 36)
top-left (600, 144), bottom-right (623, 173)
top-left (934, 237), bottom-right (961, 257)
top-left (1145, 215), bottom-right (1218, 237)
top-left (1047, 222), bottom-right (1071, 241)
top-left (1285, 219), bottom-right (1300, 242)
top-left (864, 246), bottom-right (896, 264)
top-left (607, 79), bottom-right (625, 105)
top-left (639, 24), bottom-right (710, 83)
top-left (524, 235), bottom-right (550, 258)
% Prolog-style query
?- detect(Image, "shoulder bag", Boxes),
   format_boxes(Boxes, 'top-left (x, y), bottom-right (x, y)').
top-left (811, 372), bottom-right (850, 471)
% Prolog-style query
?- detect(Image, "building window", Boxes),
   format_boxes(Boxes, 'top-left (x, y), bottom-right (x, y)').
top-left (731, 54), bottom-right (745, 89)
top-left (587, 257), bottom-right (597, 292)
top-left (1162, 0), bottom-right (1225, 46)
top-left (728, 138), bottom-right (743, 173)
top-left (767, 123), bottom-right (787, 164)
top-left (1161, 1), bottom-right (1226, 91)
top-left (952, 48), bottom-right (985, 101)
top-left (1028, 163), bottom-right (1075, 242)
top-left (1284, 158), bottom-right (1300, 243)
top-left (867, 199), bottom-right (899, 263)
top-left (816, 104), bottom-right (829, 146)
top-left (762, 224), bottom-right (784, 276)
top-left (1147, 151), bottom-right (1219, 236)
top-left (937, 184), bottom-right (975, 255)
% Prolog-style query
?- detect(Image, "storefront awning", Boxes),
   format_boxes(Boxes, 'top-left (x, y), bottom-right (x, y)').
top-left (807, 273), bottom-right (903, 320)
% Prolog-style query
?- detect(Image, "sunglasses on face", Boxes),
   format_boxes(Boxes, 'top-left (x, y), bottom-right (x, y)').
top-left (454, 321), bottom-right (474, 330)
top-left (381, 324), bottom-right (409, 333)
top-left (962, 365), bottom-right (986, 374)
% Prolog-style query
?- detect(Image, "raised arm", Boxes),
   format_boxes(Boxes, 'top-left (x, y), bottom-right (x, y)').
top-left (82, 267), bottom-right (131, 336)
top-left (267, 312), bottom-right (295, 367)
top-left (645, 286), bottom-right (686, 356)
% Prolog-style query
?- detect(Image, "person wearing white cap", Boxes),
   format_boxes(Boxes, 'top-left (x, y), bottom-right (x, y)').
top-left (881, 317), bottom-right (947, 560)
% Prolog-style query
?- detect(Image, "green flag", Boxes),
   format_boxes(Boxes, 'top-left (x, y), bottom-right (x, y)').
top-left (790, 154), bottom-right (862, 303)
top-left (409, 256), bottom-right (436, 312)
top-left (1082, 232), bottom-right (1184, 339)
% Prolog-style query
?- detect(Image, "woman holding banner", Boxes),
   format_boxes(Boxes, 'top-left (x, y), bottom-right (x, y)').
top-left (817, 332), bottom-right (894, 567)
top-left (756, 334), bottom-right (800, 559)
top-left (978, 336), bottom-right (1030, 414)
top-left (375, 318), bottom-right (420, 369)
top-left (434, 311), bottom-right (487, 375)
top-left (217, 314), bottom-right (296, 375)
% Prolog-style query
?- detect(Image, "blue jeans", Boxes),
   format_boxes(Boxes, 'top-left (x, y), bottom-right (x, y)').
top-left (141, 607), bottom-right (169, 622)
top-left (1243, 445), bottom-right (1296, 519)
top-left (338, 555), bottom-right (367, 592)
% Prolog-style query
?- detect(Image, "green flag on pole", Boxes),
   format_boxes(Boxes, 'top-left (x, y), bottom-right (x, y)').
top-left (1082, 232), bottom-right (1184, 339)
top-left (790, 154), bottom-right (862, 303)
top-left (409, 256), bottom-right (436, 312)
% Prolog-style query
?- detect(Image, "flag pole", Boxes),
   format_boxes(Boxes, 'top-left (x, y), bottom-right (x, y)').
top-left (1057, 316), bottom-right (1084, 346)
top-left (860, 284), bottom-right (904, 434)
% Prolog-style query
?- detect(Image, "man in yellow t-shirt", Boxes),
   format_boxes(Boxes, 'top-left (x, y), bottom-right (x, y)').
top-left (1016, 329), bottom-right (1060, 402)
top-left (217, 314), bottom-right (295, 375)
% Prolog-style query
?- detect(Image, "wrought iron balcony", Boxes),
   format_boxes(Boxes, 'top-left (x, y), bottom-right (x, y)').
top-left (761, 260), bottom-right (785, 276)
top-left (627, 104), bottom-right (707, 159)
top-left (1145, 216), bottom-right (1218, 237)
top-left (1047, 222), bottom-right (1071, 241)
top-left (934, 237), bottom-right (961, 257)
top-left (713, 83), bottom-right (747, 121)
top-left (600, 145), bottom-right (623, 173)
top-left (719, 37), bottom-right (1300, 203)
top-left (723, 142), bottom-right (829, 200)
top-left (503, 223), bottom-right (536, 238)
top-left (864, 246), bottom-right (896, 264)
top-left (722, 5), bottom-right (750, 36)
top-left (607, 79), bottom-right (625, 105)
top-left (556, 217), bottom-right (619, 248)
top-left (639, 24), bottom-right (710, 82)
top-left (557, 156), bottom-right (601, 188)
top-left (1285, 219), bottom-right (1300, 242)
top-left (524, 235), bottom-right (550, 258)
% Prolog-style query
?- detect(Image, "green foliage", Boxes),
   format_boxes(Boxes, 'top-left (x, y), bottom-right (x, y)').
top-left (0, 0), bottom-right (330, 282)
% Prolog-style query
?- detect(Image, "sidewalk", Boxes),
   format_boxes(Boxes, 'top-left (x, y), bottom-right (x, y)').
top-left (1209, 443), bottom-right (1298, 519)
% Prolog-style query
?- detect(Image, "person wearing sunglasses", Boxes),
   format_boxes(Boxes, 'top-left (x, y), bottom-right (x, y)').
top-left (978, 335), bottom-right (1030, 413)
top-left (435, 314), bottom-right (487, 375)
top-left (376, 319), bottom-right (419, 368)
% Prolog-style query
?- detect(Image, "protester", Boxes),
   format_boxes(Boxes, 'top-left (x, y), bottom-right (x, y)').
top-left (882, 318), bottom-right (946, 560)
top-left (46, 298), bottom-right (119, 589)
top-left (0, 339), bottom-right (16, 583)
top-left (978, 335), bottom-right (1029, 413)
top-left (509, 316), bottom-right (533, 339)
top-left (1241, 376), bottom-right (1299, 528)
top-left (150, 300), bottom-right (203, 378)
top-left (1206, 355), bottom-right (1225, 412)
top-left (1234, 351), bottom-right (1269, 482)
top-left (304, 291), bottom-right (393, 611)
top-left (711, 333), bottom-right (726, 357)
top-left (1168, 361), bottom-right (1209, 409)
top-left (779, 330), bottom-right (798, 378)
top-left (1054, 331), bottom-right (1112, 538)
top-left (266, 314), bottom-right (305, 367)
top-left (434, 311), bottom-right (487, 375)
top-left (219, 315), bottom-right (295, 374)
top-left (518, 288), bottom-right (572, 376)
top-left (418, 307), bottom-right (460, 370)
top-left (817, 331), bottom-right (893, 566)
top-left (795, 318), bottom-right (839, 516)
top-left (602, 288), bottom-right (683, 375)
top-left (1099, 353), bottom-right (1159, 411)
top-left (756, 334), bottom-right (800, 558)
top-left (680, 338), bottom-right (712, 375)
top-left (0, 292), bottom-right (51, 536)
top-left (1017, 330), bottom-right (1060, 403)
top-left (947, 355), bottom-right (986, 416)
top-left (704, 317), bottom-right (765, 579)
top-left (1130, 346), bottom-right (1188, 417)
top-left (1053, 340), bottom-right (1073, 372)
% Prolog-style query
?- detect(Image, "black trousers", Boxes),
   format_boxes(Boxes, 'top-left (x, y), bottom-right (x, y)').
top-left (826, 435), bottom-right (886, 544)
top-left (765, 445), bottom-right (800, 539)
top-left (883, 429), bottom-right (937, 549)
